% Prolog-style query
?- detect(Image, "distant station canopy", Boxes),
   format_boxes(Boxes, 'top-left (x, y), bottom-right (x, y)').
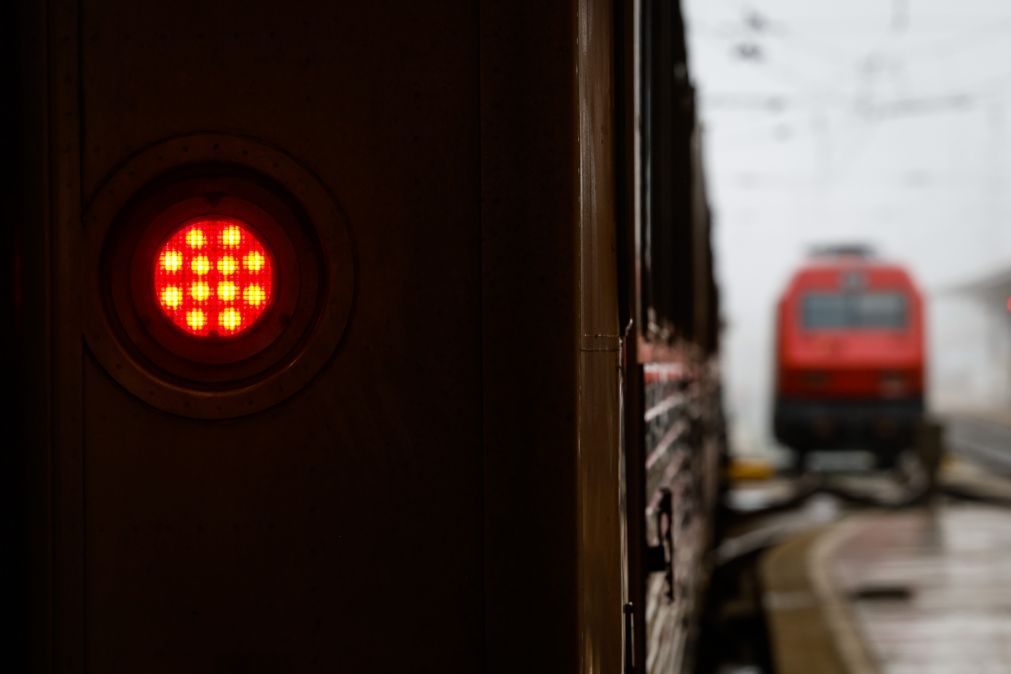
top-left (808, 243), bottom-right (876, 259)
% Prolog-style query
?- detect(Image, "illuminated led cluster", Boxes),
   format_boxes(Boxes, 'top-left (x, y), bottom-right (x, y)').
top-left (154, 219), bottom-right (275, 337)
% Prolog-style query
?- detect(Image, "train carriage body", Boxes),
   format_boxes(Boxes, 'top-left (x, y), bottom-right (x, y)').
top-left (10, 0), bottom-right (724, 672)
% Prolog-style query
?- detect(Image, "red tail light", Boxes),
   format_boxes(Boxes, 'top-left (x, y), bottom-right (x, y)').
top-left (153, 219), bottom-right (275, 338)
top-left (83, 135), bottom-right (355, 417)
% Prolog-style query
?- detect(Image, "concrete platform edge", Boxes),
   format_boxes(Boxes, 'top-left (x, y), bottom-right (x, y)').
top-left (761, 517), bottom-right (879, 674)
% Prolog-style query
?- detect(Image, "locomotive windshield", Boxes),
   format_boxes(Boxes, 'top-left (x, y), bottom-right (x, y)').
top-left (801, 291), bottom-right (908, 330)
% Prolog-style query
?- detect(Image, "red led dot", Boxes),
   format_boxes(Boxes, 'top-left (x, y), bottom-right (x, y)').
top-left (153, 219), bottom-right (274, 338)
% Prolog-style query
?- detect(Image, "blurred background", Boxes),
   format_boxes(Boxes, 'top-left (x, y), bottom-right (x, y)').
top-left (682, 0), bottom-right (1011, 465)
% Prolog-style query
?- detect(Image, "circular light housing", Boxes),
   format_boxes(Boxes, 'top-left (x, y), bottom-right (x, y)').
top-left (153, 219), bottom-right (275, 338)
top-left (84, 135), bottom-right (355, 418)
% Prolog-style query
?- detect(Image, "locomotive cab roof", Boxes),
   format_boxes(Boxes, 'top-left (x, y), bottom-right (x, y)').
top-left (807, 243), bottom-right (876, 259)
top-left (783, 252), bottom-right (920, 296)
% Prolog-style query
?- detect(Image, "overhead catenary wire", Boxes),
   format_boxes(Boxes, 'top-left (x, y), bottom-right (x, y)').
top-left (690, 2), bottom-right (1011, 124)
top-left (686, 0), bottom-right (1011, 267)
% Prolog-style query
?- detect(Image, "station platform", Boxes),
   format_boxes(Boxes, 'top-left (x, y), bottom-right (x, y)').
top-left (763, 503), bottom-right (1011, 673)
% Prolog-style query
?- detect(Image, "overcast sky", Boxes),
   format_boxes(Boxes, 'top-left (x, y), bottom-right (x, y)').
top-left (682, 0), bottom-right (1011, 453)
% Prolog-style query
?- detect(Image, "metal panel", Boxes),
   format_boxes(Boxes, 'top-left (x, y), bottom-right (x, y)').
top-left (71, 1), bottom-right (482, 670)
top-left (575, 0), bottom-right (624, 671)
top-left (479, 2), bottom-right (579, 672)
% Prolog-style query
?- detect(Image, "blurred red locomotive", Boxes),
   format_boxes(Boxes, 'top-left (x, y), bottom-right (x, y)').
top-left (774, 245), bottom-right (926, 469)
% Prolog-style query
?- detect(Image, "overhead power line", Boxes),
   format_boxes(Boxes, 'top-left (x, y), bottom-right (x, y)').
top-left (701, 91), bottom-right (977, 117)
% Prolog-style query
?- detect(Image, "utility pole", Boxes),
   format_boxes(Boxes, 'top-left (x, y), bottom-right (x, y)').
top-left (892, 0), bottom-right (909, 33)
top-left (988, 99), bottom-right (1004, 262)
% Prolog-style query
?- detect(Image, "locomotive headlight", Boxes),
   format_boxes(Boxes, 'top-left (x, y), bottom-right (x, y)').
top-left (879, 372), bottom-right (907, 398)
top-left (153, 218), bottom-right (275, 338)
top-left (803, 370), bottom-right (829, 388)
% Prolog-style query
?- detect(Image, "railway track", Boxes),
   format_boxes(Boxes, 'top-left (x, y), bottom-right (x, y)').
top-left (945, 414), bottom-right (1011, 472)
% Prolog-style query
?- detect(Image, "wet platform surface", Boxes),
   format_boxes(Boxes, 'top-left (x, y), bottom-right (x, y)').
top-left (835, 506), bottom-right (1011, 673)
top-left (764, 500), bottom-right (1011, 674)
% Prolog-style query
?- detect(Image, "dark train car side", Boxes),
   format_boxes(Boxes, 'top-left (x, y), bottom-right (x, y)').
top-left (617, 1), bottom-right (726, 670)
top-left (774, 249), bottom-right (926, 469)
top-left (12, 0), bottom-right (724, 672)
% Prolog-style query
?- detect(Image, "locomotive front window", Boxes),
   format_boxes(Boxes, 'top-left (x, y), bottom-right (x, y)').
top-left (802, 291), bottom-right (908, 329)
